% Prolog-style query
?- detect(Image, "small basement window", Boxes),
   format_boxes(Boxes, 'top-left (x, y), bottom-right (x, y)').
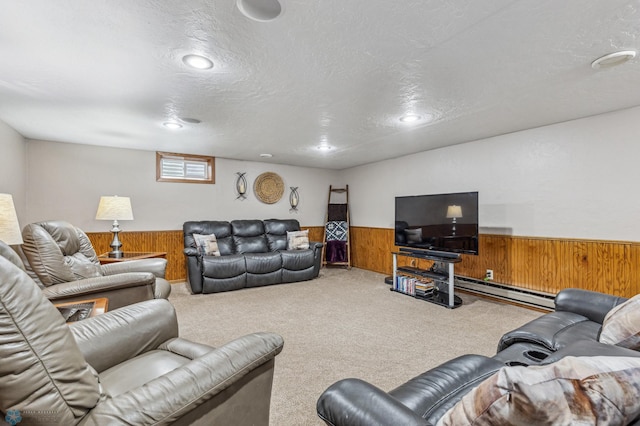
top-left (156, 152), bottom-right (215, 184)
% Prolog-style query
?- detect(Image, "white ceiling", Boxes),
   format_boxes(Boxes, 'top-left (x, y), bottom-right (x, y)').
top-left (1, 1), bottom-right (639, 170)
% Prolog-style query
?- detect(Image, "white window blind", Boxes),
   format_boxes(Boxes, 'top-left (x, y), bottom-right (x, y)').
top-left (156, 152), bottom-right (215, 184)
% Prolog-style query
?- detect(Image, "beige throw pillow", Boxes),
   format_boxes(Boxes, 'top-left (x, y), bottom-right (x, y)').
top-left (437, 356), bottom-right (640, 426)
top-left (193, 233), bottom-right (220, 256)
top-left (599, 294), bottom-right (640, 350)
top-left (287, 230), bottom-right (309, 250)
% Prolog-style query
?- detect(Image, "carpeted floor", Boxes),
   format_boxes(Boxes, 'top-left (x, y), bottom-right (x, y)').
top-left (168, 267), bottom-right (542, 425)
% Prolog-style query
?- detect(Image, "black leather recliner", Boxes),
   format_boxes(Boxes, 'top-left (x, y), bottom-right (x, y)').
top-left (183, 219), bottom-right (323, 294)
top-left (317, 288), bottom-right (640, 425)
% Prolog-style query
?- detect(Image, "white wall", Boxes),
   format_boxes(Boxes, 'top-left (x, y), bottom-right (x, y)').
top-left (343, 106), bottom-right (640, 242)
top-left (0, 120), bottom-right (26, 221)
top-left (16, 105), bottom-right (640, 241)
top-left (25, 140), bottom-right (337, 231)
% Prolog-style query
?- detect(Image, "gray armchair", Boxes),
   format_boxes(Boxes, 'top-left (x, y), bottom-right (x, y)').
top-left (17, 220), bottom-right (171, 309)
top-left (0, 254), bottom-right (284, 425)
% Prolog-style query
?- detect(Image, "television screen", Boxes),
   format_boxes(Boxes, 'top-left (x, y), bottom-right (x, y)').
top-left (395, 191), bottom-right (479, 255)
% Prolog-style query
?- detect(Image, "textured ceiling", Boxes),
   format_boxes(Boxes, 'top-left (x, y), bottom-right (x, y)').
top-left (0, 1), bottom-right (639, 169)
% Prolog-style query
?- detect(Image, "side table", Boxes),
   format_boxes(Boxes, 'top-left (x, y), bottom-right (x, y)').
top-left (97, 251), bottom-right (167, 265)
top-left (54, 298), bottom-right (109, 323)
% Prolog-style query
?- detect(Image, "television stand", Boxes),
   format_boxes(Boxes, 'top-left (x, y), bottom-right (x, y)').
top-left (391, 250), bottom-right (462, 309)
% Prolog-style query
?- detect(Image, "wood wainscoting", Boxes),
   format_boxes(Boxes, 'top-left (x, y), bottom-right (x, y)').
top-left (86, 231), bottom-right (185, 281)
top-left (349, 226), bottom-right (640, 299)
top-left (88, 226), bottom-right (640, 299)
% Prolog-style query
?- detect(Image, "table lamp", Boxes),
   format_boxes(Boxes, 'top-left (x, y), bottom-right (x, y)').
top-left (95, 195), bottom-right (133, 258)
top-left (446, 205), bottom-right (463, 236)
top-left (0, 193), bottom-right (23, 245)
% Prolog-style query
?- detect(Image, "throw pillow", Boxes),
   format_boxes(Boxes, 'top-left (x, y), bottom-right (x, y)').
top-left (193, 233), bottom-right (220, 256)
top-left (599, 294), bottom-right (640, 349)
top-left (287, 230), bottom-right (309, 250)
top-left (404, 228), bottom-right (422, 243)
top-left (437, 356), bottom-right (640, 426)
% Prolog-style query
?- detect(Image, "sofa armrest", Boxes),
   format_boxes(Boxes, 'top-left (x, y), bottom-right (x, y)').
top-left (317, 378), bottom-right (428, 426)
top-left (101, 258), bottom-right (167, 279)
top-left (79, 332), bottom-right (284, 425)
top-left (310, 241), bottom-right (323, 277)
top-left (42, 272), bottom-right (155, 300)
top-left (310, 241), bottom-right (323, 250)
top-left (184, 247), bottom-right (199, 257)
top-left (555, 288), bottom-right (627, 324)
top-left (543, 339), bottom-right (640, 364)
top-left (69, 299), bottom-right (179, 372)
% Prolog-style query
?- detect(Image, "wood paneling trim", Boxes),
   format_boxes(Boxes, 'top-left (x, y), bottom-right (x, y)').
top-left (350, 226), bottom-right (640, 299)
top-left (87, 226), bottom-right (639, 298)
top-left (86, 231), bottom-right (184, 281)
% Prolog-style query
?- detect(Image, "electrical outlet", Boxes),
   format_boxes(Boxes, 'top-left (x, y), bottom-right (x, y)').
top-left (486, 269), bottom-right (494, 280)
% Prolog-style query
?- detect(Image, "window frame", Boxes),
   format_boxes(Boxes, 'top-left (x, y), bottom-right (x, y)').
top-left (156, 151), bottom-right (215, 184)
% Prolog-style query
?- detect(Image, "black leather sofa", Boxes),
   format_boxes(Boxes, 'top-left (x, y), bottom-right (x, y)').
top-left (317, 288), bottom-right (640, 425)
top-left (183, 219), bottom-right (322, 294)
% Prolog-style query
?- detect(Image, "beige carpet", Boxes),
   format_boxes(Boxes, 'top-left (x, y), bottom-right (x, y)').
top-left (168, 267), bottom-right (542, 425)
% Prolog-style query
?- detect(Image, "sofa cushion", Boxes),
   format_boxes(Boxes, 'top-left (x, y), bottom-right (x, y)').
top-left (287, 230), bottom-right (310, 250)
top-left (245, 252), bottom-right (282, 274)
top-left (281, 249), bottom-right (315, 271)
top-left (203, 254), bottom-right (246, 279)
top-left (235, 235), bottom-right (269, 254)
top-left (437, 356), bottom-right (640, 426)
top-left (184, 221), bottom-right (235, 255)
top-left (599, 294), bottom-right (640, 350)
top-left (193, 233), bottom-right (221, 256)
top-left (265, 219), bottom-right (300, 251)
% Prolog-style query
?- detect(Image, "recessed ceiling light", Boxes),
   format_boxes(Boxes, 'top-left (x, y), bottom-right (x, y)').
top-left (163, 122), bottom-right (183, 130)
top-left (259, 153), bottom-right (273, 158)
top-left (182, 54), bottom-right (214, 70)
top-left (180, 117), bottom-right (201, 124)
top-left (400, 114), bottom-right (421, 123)
top-left (237, 0), bottom-right (282, 22)
top-left (317, 145), bottom-right (333, 151)
top-left (591, 50), bottom-right (636, 69)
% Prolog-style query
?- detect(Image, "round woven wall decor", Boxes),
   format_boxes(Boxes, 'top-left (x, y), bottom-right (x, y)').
top-left (254, 172), bottom-right (284, 204)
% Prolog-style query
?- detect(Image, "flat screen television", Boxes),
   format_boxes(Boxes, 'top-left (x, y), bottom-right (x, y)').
top-left (395, 191), bottom-right (479, 256)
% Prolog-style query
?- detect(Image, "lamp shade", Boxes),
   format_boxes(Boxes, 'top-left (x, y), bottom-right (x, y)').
top-left (95, 196), bottom-right (134, 221)
top-left (0, 193), bottom-right (23, 245)
top-left (446, 205), bottom-right (463, 219)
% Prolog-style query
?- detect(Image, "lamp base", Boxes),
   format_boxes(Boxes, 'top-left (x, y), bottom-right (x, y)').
top-left (108, 250), bottom-right (124, 259)
top-left (108, 221), bottom-right (123, 258)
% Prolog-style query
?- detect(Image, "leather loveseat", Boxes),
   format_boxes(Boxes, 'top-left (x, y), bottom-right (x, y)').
top-left (183, 219), bottom-right (322, 294)
top-left (317, 288), bottom-right (640, 425)
top-left (0, 250), bottom-right (284, 425)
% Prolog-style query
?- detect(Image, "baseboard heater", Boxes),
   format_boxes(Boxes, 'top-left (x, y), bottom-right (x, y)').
top-left (454, 276), bottom-right (555, 311)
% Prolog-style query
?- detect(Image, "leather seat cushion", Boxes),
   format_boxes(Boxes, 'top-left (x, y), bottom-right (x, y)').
top-left (203, 254), bottom-right (246, 278)
top-left (99, 350), bottom-right (190, 397)
top-left (245, 252), bottom-right (282, 274)
top-left (280, 249), bottom-right (315, 271)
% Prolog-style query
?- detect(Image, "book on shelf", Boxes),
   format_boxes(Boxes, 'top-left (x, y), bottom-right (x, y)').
top-left (394, 275), bottom-right (434, 297)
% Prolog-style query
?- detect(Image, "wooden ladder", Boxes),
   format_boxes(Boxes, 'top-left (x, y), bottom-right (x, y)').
top-left (321, 185), bottom-right (351, 268)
